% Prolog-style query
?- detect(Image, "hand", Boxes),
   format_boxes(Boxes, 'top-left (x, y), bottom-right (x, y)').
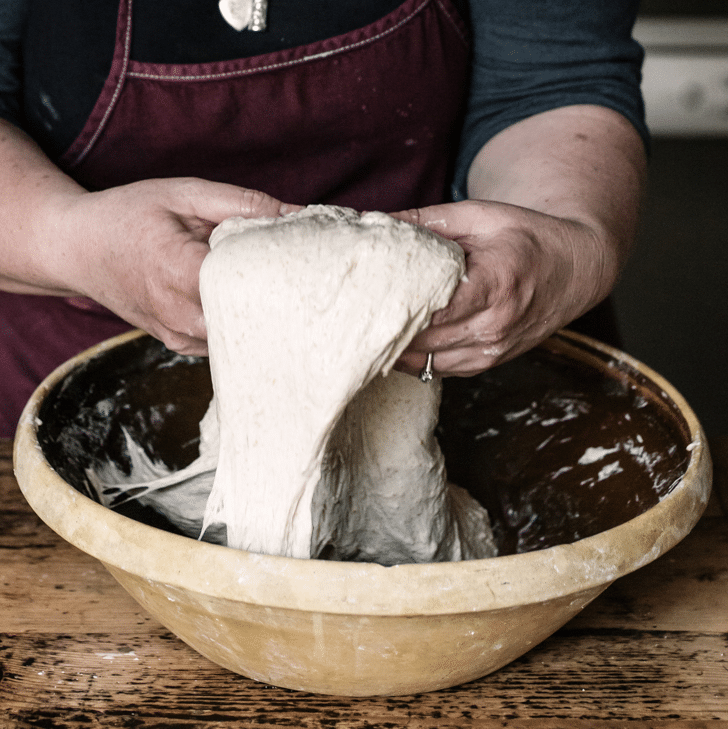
top-left (392, 199), bottom-right (617, 377)
top-left (49, 178), bottom-right (300, 356)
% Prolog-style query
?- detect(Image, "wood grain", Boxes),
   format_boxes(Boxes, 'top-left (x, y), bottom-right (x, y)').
top-left (2, 437), bottom-right (728, 728)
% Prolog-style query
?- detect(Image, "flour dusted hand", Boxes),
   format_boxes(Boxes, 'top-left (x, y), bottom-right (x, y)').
top-left (200, 205), bottom-right (496, 561)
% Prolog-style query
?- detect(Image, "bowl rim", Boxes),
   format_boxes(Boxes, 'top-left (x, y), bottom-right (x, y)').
top-left (13, 329), bottom-right (712, 617)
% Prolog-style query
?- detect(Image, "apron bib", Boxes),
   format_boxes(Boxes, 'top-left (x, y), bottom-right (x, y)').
top-left (0, 0), bottom-right (469, 436)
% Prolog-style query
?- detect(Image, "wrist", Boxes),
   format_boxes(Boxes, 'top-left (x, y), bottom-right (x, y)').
top-left (28, 187), bottom-right (94, 297)
top-left (0, 119), bottom-right (90, 296)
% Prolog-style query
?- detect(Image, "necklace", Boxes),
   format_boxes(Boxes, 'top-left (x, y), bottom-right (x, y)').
top-left (219, 0), bottom-right (268, 32)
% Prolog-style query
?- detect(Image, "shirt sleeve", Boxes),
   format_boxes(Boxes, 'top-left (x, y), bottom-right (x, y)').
top-left (452, 0), bottom-right (649, 201)
top-left (0, 0), bottom-right (28, 127)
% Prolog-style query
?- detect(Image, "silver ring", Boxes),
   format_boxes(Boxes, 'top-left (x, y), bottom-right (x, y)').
top-left (419, 353), bottom-right (435, 383)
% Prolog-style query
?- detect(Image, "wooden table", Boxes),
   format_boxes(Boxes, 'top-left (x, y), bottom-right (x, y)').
top-left (3, 436), bottom-right (728, 727)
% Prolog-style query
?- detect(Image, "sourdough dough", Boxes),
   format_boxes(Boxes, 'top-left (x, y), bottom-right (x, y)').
top-left (89, 205), bottom-right (496, 563)
top-left (200, 205), bottom-right (495, 561)
top-left (87, 402), bottom-right (223, 543)
top-left (313, 368), bottom-right (496, 564)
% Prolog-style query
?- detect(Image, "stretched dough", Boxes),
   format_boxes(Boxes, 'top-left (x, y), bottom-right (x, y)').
top-left (313, 369), bottom-right (496, 564)
top-left (88, 206), bottom-right (496, 564)
top-left (200, 205), bottom-right (496, 561)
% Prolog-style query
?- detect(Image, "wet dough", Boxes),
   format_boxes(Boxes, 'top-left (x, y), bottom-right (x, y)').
top-left (88, 206), bottom-right (496, 564)
top-left (200, 205), bottom-right (496, 561)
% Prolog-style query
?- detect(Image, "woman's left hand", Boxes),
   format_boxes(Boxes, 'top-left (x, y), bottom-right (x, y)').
top-left (392, 105), bottom-right (646, 379)
top-left (392, 199), bottom-right (616, 377)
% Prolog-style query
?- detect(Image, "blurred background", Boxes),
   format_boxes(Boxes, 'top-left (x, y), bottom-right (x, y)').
top-left (611, 0), bottom-right (728, 439)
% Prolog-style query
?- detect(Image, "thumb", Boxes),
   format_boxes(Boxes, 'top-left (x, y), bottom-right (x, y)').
top-left (390, 203), bottom-right (469, 242)
top-left (174, 179), bottom-right (303, 225)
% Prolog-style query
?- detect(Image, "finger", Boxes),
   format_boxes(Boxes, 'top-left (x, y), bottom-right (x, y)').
top-left (391, 200), bottom-right (508, 243)
top-left (393, 350), bottom-right (437, 379)
top-left (158, 330), bottom-right (209, 358)
top-left (406, 299), bottom-right (506, 354)
top-left (405, 322), bottom-right (469, 355)
top-left (167, 298), bottom-right (207, 342)
top-left (390, 205), bottom-right (470, 247)
top-left (142, 262), bottom-right (209, 344)
top-left (137, 304), bottom-right (208, 356)
top-left (402, 344), bottom-right (504, 378)
top-left (396, 344), bottom-right (502, 379)
top-left (136, 307), bottom-right (207, 351)
top-left (172, 179), bottom-right (303, 225)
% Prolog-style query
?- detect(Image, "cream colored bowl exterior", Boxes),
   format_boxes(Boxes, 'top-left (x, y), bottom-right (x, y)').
top-left (13, 330), bottom-right (712, 696)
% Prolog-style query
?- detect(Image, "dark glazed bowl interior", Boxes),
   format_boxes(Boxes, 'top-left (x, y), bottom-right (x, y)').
top-left (36, 331), bottom-right (692, 557)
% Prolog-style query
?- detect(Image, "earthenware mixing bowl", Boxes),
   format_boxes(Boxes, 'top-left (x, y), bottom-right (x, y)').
top-left (13, 329), bottom-right (711, 696)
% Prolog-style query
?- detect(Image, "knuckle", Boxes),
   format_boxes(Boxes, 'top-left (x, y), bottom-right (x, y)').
top-left (402, 208), bottom-right (422, 227)
top-left (172, 176), bottom-right (206, 199)
top-left (159, 329), bottom-right (200, 356)
top-left (238, 188), bottom-right (274, 217)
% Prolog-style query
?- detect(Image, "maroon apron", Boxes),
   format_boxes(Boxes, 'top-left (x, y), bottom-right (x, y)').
top-left (0, 0), bottom-right (469, 437)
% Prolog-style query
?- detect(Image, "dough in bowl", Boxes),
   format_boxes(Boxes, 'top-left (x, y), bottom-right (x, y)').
top-left (200, 205), bottom-right (495, 562)
top-left (88, 206), bottom-right (497, 564)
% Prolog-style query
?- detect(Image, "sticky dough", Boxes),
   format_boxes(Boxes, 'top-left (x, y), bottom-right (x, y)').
top-left (199, 205), bottom-right (496, 562)
top-left (88, 205), bottom-right (496, 564)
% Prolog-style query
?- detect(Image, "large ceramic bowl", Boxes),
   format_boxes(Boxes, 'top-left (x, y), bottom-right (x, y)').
top-left (14, 329), bottom-right (711, 696)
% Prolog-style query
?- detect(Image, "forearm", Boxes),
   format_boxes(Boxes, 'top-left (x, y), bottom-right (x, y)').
top-left (0, 116), bottom-right (302, 354)
top-left (466, 104), bottom-right (647, 302)
top-left (395, 105), bottom-right (647, 376)
top-left (0, 117), bottom-right (86, 295)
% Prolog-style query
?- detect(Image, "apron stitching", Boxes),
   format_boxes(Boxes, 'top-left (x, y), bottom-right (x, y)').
top-left (73, 0), bottom-right (133, 167)
top-left (127, 0), bottom-right (431, 82)
top-left (435, 0), bottom-right (469, 47)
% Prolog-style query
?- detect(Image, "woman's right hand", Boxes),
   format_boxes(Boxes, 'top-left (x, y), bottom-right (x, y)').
top-left (50, 178), bottom-right (300, 356)
top-left (0, 119), bottom-right (297, 357)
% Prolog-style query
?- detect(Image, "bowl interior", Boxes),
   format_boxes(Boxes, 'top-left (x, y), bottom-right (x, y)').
top-left (36, 331), bottom-right (693, 557)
